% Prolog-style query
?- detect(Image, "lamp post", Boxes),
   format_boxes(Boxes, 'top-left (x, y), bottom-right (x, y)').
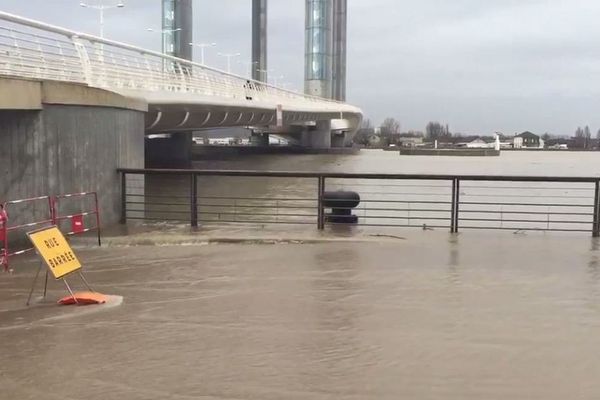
top-left (80, 1), bottom-right (125, 39)
top-left (271, 74), bottom-right (285, 87)
top-left (189, 42), bottom-right (216, 65)
top-left (238, 60), bottom-right (259, 78)
top-left (217, 52), bottom-right (241, 74)
top-left (256, 68), bottom-right (274, 83)
top-left (147, 27), bottom-right (181, 56)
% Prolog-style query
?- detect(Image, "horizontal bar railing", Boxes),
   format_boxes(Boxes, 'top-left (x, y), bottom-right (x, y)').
top-left (118, 169), bottom-right (600, 237)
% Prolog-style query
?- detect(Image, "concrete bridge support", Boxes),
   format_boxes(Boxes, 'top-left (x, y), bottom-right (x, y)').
top-left (331, 131), bottom-right (346, 147)
top-left (0, 78), bottom-right (146, 225)
top-left (301, 120), bottom-right (332, 149)
top-left (145, 133), bottom-right (193, 168)
top-left (250, 132), bottom-right (270, 146)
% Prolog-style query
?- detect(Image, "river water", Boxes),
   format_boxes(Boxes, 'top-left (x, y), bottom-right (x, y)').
top-left (3, 151), bottom-right (600, 398)
top-left (135, 150), bottom-right (600, 232)
top-left (192, 149), bottom-right (600, 176)
top-left (2, 235), bottom-right (600, 399)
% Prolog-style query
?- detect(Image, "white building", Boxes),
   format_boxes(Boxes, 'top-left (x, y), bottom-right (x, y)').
top-left (513, 132), bottom-right (544, 149)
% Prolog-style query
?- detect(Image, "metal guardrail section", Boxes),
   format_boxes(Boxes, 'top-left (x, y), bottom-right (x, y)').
top-left (1, 192), bottom-right (103, 272)
top-left (1, 195), bottom-right (54, 271)
top-left (118, 169), bottom-right (600, 237)
top-left (0, 11), bottom-right (358, 114)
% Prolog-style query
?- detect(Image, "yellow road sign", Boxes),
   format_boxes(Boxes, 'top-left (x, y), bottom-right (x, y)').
top-left (28, 226), bottom-right (82, 279)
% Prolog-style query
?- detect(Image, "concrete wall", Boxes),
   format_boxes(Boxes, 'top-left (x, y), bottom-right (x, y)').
top-left (0, 105), bottom-right (144, 227)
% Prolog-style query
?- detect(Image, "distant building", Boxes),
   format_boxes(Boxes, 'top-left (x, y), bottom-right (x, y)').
top-left (465, 138), bottom-right (492, 149)
top-left (549, 144), bottom-right (569, 150)
top-left (398, 137), bottom-right (424, 148)
top-left (514, 131), bottom-right (544, 149)
top-left (454, 137), bottom-right (496, 149)
top-left (367, 134), bottom-right (381, 147)
top-left (546, 138), bottom-right (569, 150)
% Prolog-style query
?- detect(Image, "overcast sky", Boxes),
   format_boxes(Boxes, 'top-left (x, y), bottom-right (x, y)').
top-left (3, 0), bottom-right (600, 135)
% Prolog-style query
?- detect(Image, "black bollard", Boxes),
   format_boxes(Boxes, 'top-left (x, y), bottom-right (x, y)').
top-left (323, 191), bottom-right (360, 224)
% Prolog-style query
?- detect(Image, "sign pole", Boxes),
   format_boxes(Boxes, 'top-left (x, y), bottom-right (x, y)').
top-left (78, 271), bottom-right (94, 292)
top-left (26, 263), bottom-right (43, 306)
top-left (26, 225), bottom-right (107, 306)
top-left (43, 270), bottom-right (48, 298)
top-left (62, 278), bottom-right (79, 305)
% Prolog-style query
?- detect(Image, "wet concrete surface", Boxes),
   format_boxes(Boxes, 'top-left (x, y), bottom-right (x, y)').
top-left (2, 231), bottom-right (600, 399)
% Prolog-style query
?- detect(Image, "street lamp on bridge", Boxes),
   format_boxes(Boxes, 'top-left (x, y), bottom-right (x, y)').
top-left (256, 68), bottom-right (273, 83)
top-left (238, 60), bottom-right (259, 78)
top-left (79, 1), bottom-right (125, 39)
top-left (189, 42), bottom-right (217, 65)
top-left (270, 74), bottom-right (285, 87)
top-left (217, 52), bottom-right (241, 74)
top-left (147, 27), bottom-right (181, 56)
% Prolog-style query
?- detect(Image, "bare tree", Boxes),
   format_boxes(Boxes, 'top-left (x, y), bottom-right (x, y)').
top-left (380, 117), bottom-right (401, 146)
top-left (353, 130), bottom-right (372, 146)
top-left (360, 118), bottom-right (373, 130)
top-left (381, 118), bottom-right (401, 134)
top-left (426, 121), bottom-right (451, 140)
top-left (574, 127), bottom-right (585, 149)
top-left (584, 126), bottom-right (592, 149)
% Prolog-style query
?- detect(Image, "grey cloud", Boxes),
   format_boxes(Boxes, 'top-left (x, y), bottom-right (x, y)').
top-left (2, 0), bottom-right (600, 134)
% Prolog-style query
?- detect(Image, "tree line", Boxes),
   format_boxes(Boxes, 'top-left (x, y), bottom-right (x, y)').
top-left (355, 118), bottom-right (600, 149)
top-left (355, 118), bottom-right (462, 146)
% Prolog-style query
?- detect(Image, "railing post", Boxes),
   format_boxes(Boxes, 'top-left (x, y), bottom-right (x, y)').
top-left (120, 172), bottom-right (126, 224)
top-left (450, 178), bottom-right (456, 233)
top-left (71, 35), bottom-right (93, 86)
top-left (1, 203), bottom-right (7, 272)
top-left (593, 180), bottom-right (600, 237)
top-left (450, 178), bottom-right (460, 233)
top-left (317, 176), bottom-right (325, 230)
top-left (455, 179), bottom-right (461, 233)
top-left (94, 192), bottom-right (102, 247)
top-left (191, 174), bottom-right (198, 227)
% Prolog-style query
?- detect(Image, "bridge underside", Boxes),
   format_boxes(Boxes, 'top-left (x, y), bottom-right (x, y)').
top-left (144, 104), bottom-right (348, 134)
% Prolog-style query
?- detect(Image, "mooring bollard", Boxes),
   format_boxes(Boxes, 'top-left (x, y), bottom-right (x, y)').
top-left (323, 191), bottom-right (360, 224)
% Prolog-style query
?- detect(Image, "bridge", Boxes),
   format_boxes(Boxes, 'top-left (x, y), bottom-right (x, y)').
top-left (0, 10), bottom-right (362, 225)
top-left (0, 12), bottom-right (362, 144)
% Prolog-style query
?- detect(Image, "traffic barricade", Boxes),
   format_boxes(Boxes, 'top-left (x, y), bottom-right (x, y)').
top-left (53, 192), bottom-right (101, 246)
top-left (1, 196), bottom-right (55, 272)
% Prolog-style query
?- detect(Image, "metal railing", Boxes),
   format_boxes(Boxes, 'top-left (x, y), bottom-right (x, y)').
top-left (0, 11), bottom-right (359, 114)
top-left (53, 192), bottom-right (101, 246)
top-left (118, 169), bottom-right (600, 237)
top-left (1, 195), bottom-right (55, 271)
top-left (1, 192), bottom-right (102, 272)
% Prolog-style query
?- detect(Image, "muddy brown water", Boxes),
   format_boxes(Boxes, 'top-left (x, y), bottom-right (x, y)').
top-left (1, 231), bottom-right (600, 399)
top-left (3, 151), bottom-right (600, 398)
top-left (133, 150), bottom-right (600, 231)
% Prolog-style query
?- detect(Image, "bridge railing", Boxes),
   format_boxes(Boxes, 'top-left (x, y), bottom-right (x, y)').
top-left (0, 11), bottom-right (353, 111)
top-left (118, 168), bottom-right (600, 237)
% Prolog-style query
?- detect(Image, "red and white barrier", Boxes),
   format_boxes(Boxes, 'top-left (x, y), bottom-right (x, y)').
top-left (1, 192), bottom-right (101, 272)
top-left (53, 192), bottom-right (101, 246)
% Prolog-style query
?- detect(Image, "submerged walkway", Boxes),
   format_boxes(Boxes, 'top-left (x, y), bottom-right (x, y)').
top-left (1, 230), bottom-right (600, 399)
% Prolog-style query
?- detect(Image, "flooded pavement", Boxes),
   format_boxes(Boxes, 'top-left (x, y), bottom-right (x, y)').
top-left (2, 231), bottom-right (600, 399)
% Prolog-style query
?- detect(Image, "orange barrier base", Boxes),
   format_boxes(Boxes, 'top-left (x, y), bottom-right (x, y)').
top-left (58, 292), bottom-right (108, 306)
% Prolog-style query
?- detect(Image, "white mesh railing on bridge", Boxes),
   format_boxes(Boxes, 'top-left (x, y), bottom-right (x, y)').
top-left (0, 11), bottom-right (353, 111)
